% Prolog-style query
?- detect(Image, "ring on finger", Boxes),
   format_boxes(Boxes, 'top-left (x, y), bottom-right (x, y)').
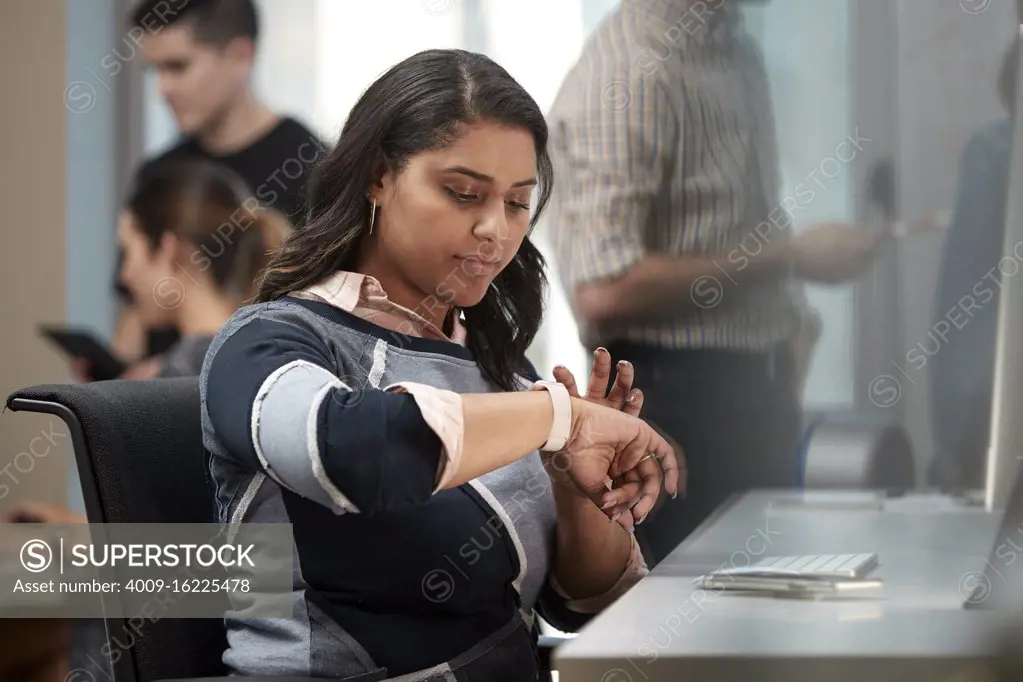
top-left (639, 452), bottom-right (664, 484)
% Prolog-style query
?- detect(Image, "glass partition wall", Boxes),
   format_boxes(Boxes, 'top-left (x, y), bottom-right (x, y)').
top-left (137, 0), bottom-right (1020, 487)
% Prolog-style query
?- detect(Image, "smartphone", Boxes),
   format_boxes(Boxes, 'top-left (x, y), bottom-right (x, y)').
top-left (39, 325), bottom-right (127, 381)
top-left (694, 574), bottom-right (884, 595)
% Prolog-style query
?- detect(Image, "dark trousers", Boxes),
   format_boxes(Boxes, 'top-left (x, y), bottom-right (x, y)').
top-left (606, 342), bottom-right (802, 567)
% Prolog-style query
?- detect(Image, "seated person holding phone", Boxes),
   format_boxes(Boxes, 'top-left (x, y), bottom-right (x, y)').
top-left (49, 160), bottom-right (292, 381)
top-left (16, 161), bottom-right (293, 679)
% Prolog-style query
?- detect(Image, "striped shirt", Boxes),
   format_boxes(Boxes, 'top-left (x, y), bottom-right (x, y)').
top-left (545, 0), bottom-right (804, 350)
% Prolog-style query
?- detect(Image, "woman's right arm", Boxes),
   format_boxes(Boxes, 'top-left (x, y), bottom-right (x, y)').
top-left (450, 390), bottom-right (556, 485)
top-left (205, 317), bottom-right (674, 516)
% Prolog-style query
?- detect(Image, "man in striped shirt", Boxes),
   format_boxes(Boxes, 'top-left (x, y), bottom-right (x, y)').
top-left (546, 0), bottom-right (884, 565)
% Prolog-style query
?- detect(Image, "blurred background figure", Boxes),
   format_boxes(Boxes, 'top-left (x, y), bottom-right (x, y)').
top-left (104, 159), bottom-right (292, 380)
top-left (113, 0), bottom-right (322, 368)
top-left (545, 0), bottom-right (885, 565)
top-left (15, 157), bottom-right (291, 525)
top-left (928, 40), bottom-right (1018, 493)
top-left (5, 157), bottom-right (293, 681)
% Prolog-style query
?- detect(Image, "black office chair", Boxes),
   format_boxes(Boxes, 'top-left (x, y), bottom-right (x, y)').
top-left (6, 378), bottom-right (240, 682)
top-left (6, 379), bottom-right (566, 681)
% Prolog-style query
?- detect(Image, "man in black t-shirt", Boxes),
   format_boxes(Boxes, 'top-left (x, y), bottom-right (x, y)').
top-left (113, 0), bottom-right (327, 365)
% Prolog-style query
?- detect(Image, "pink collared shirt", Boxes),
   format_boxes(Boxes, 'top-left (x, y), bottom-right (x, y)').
top-left (291, 270), bottom-right (647, 613)
top-left (294, 270), bottom-right (469, 345)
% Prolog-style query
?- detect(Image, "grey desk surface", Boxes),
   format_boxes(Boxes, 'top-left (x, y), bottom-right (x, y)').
top-left (554, 490), bottom-right (1012, 682)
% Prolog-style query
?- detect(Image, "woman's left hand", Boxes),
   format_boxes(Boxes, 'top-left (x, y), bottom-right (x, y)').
top-left (550, 348), bottom-right (651, 531)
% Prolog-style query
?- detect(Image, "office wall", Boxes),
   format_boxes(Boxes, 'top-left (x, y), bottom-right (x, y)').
top-left (254, 0), bottom-right (318, 130)
top-left (65, 0), bottom-right (120, 514)
top-left (894, 0), bottom-right (1015, 481)
top-left (66, 0), bottom-right (118, 339)
top-left (741, 0), bottom-right (1013, 481)
top-left (0, 1), bottom-right (73, 512)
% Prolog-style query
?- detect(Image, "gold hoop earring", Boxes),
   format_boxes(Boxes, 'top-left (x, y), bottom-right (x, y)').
top-left (368, 201), bottom-right (377, 234)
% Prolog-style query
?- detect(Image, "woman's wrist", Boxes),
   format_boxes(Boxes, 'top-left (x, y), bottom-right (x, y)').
top-left (551, 478), bottom-right (635, 599)
top-left (453, 391), bottom-right (562, 488)
top-left (550, 474), bottom-right (592, 503)
top-left (565, 396), bottom-right (592, 445)
top-left (566, 396), bottom-right (616, 457)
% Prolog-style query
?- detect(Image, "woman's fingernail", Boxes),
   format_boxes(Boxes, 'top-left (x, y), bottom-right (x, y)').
top-left (627, 392), bottom-right (638, 403)
top-left (611, 511), bottom-right (623, 524)
top-left (626, 526), bottom-right (635, 535)
top-left (595, 347), bottom-right (607, 356)
top-left (601, 499), bottom-right (617, 510)
top-left (671, 492), bottom-right (678, 500)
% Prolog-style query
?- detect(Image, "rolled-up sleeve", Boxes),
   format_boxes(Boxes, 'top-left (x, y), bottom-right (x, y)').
top-left (537, 534), bottom-right (649, 632)
top-left (204, 317), bottom-right (452, 515)
top-left (385, 381), bottom-right (464, 491)
top-left (550, 534), bottom-right (649, 614)
top-left (547, 62), bottom-right (680, 291)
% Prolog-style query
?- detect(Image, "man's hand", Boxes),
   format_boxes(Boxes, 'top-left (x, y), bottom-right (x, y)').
top-left (791, 222), bottom-right (886, 284)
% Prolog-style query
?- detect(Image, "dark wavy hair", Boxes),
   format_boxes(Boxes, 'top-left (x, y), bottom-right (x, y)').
top-left (257, 49), bottom-right (552, 391)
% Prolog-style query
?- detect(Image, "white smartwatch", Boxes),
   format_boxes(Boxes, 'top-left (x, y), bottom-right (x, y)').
top-left (532, 380), bottom-right (572, 452)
